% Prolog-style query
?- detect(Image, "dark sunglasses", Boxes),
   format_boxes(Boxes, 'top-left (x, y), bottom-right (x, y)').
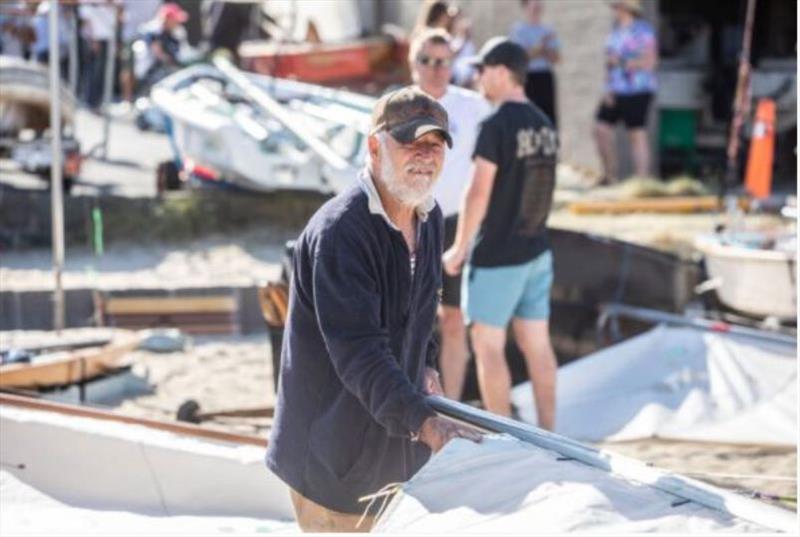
top-left (417, 55), bottom-right (453, 69)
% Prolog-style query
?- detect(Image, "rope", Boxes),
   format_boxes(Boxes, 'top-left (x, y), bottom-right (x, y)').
top-left (357, 482), bottom-right (402, 529)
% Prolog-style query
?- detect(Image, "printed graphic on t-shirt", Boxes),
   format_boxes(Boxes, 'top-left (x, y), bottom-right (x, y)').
top-left (517, 160), bottom-right (555, 236)
top-left (516, 127), bottom-right (558, 159)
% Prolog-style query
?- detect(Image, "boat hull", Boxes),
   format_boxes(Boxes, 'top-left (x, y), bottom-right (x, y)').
top-left (695, 234), bottom-right (797, 320)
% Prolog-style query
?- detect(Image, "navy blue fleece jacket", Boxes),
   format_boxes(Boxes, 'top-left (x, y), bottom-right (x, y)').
top-left (265, 178), bottom-right (441, 514)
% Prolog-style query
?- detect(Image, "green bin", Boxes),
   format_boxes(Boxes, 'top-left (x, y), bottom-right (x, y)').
top-left (659, 108), bottom-right (697, 150)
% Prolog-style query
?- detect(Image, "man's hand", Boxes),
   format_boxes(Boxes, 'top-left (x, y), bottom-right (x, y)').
top-left (417, 416), bottom-right (483, 453)
top-left (423, 367), bottom-right (444, 396)
top-left (443, 246), bottom-right (466, 276)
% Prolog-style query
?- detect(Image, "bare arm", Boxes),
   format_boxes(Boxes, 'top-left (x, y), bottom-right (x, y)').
top-left (442, 156), bottom-right (497, 275)
top-left (626, 35), bottom-right (658, 71)
top-left (626, 48), bottom-right (657, 71)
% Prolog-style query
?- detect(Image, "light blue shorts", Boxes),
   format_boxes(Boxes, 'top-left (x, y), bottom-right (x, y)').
top-left (462, 250), bottom-right (553, 328)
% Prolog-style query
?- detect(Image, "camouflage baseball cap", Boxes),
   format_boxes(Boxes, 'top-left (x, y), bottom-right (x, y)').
top-left (370, 86), bottom-right (453, 148)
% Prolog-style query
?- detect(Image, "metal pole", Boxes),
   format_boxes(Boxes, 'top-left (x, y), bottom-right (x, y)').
top-left (100, 2), bottom-right (118, 159)
top-left (597, 303), bottom-right (796, 346)
top-left (425, 395), bottom-right (796, 533)
top-left (49, 0), bottom-right (65, 332)
top-left (724, 0), bottom-right (758, 194)
top-left (68, 4), bottom-right (78, 96)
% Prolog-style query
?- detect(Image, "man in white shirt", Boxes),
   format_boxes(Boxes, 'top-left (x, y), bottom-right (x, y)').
top-left (409, 28), bottom-right (492, 400)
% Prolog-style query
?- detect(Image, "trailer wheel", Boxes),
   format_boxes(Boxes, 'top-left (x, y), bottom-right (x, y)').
top-left (156, 160), bottom-right (181, 192)
top-left (176, 399), bottom-right (201, 423)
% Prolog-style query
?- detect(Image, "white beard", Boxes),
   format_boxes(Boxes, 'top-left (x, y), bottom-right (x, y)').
top-left (378, 138), bottom-right (436, 208)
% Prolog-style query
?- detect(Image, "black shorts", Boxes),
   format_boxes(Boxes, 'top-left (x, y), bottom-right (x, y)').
top-left (524, 70), bottom-right (557, 129)
top-left (595, 92), bottom-right (653, 129)
top-left (441, 214), bottom-right (461, 308)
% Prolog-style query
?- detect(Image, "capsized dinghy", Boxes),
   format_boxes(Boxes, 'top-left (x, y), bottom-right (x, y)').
top-left (150, 58), bottom-right (374, 194)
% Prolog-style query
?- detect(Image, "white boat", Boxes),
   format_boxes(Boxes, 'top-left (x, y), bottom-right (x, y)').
top-left (0, 393), bottom-right (296, 535)
top-left (695, 231), bottom-right (797, 320)
top-left (0, 55), bottom-right (82, 185)
top-left (149, 59), bottom-right (375, 194)
top-left (0, 55), bottom-right (76, 135)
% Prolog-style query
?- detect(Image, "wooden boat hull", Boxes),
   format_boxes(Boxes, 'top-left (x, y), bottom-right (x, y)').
top-left (0, 336), bottom-right (140, 389)
top-left (239, 36), bottom-right (409, 87)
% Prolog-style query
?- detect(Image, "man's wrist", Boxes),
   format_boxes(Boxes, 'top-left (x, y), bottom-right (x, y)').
top-left (411, 416), bottom-right (433, 443)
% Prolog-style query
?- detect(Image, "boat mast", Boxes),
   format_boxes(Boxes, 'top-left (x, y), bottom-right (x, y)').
top-left (49, 0), bottom-right (65, 332)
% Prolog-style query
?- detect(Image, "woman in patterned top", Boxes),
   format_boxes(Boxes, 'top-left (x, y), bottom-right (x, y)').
top-left (593, 0), bottom-right (658, 184)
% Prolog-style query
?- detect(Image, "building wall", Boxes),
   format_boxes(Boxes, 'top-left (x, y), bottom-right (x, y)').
top-left (379, 0), bottom-right (659, 174)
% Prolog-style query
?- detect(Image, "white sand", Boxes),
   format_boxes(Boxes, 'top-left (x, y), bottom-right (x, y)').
top-left (1, 228), bottom-right (294, 292)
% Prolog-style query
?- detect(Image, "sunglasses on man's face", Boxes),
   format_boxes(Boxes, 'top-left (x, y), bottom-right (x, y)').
top-left (417, 55), bottom-right (453, 69)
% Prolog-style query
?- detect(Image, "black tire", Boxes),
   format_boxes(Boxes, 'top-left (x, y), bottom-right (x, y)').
top-left (176, 399), bottom-right (201, 423)
top-left (157, 160), bottom-right (181, 192)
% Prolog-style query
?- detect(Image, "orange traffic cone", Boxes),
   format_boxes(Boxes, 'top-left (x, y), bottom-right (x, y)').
top-left (743, 98), bottom-right (776, 199)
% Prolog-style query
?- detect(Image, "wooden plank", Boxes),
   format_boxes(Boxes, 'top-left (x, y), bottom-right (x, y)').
top-left (0, 393), bottom-right (266, 447)
top-left (174, 325), bottom-right (238, 335)
top-left (0, 337), bottom-right (111, 356)
top-left (568, 196), bottom-right (751, 215)
top-left (0, 336), bottom-right (140, 389)
top-left (106, 321), bottom-right (237, 335)
top-left (198, 406), bottom-right (275, 420)
top-left (105, 296), bottom-right (237, 315)
top-left (109, 313), bottom-right (237, 325)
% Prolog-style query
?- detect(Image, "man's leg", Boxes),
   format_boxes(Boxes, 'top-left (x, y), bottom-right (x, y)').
top-left (289, 488), bottom-right (374, 533)
top-left (438, 304), bottom-right (469, 400)
top-left (593, 121), bottom-right (617, 182)
top-left (470, 322), bottom-right (511, 417)
top-left (629, 128), bottom-right (650, 177)
top-left (511, 318), bottom-right (557, 431)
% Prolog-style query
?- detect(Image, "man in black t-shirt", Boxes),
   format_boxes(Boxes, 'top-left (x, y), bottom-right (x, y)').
top-left (443, 37), bottom-right (558, 430)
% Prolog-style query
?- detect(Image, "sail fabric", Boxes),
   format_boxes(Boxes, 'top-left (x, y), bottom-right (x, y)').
top-left (374, 436), bottom-right (774, 533)
top-left (511, 326), bottom-right (797, 445)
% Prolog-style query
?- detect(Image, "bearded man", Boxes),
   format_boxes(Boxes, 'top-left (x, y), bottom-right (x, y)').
top-left (266, 87), bottom-right (482, 533)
